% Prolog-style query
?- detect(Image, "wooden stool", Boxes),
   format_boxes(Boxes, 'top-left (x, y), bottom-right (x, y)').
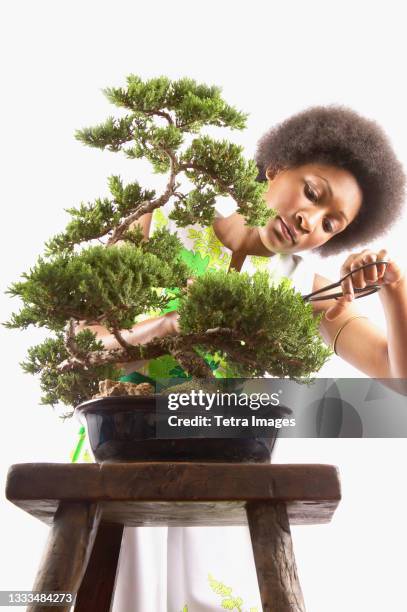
top-left (6, 463), bottom-right (341, 612)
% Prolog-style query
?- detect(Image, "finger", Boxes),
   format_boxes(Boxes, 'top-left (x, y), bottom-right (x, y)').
top-left (376, 249), bottom-right (388, 280)
top-left (361, 252), bottom-right (378, 284)
top-left (350, 257), bottom-right (367, 289)
top-left (350, 249), bottom-right (376, 288)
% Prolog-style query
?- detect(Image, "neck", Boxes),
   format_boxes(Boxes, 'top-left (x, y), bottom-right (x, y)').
top-left (213, 212), bottom-right (276, 257)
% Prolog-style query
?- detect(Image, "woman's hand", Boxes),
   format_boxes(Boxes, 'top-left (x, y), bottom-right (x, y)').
top-left (340, 248), bottom-right (404, 300)
top-left (325, 248), bottom-right (405, 321)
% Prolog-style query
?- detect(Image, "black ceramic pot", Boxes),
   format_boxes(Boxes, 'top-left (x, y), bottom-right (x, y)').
top-left (75, 395), bottom-right (287, 463)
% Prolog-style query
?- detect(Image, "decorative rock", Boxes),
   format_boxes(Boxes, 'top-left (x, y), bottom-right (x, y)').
top-left (93, 379), bottom-right (154, 398)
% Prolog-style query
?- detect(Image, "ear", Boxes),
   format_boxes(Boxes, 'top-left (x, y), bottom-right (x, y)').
top-left (265, 165), bottom-right (276, 181)
top-left (265, 165), bottom-right (283, 182)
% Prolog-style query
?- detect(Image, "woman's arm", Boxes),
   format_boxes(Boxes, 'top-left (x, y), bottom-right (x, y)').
top-left (132, 212), bottom-right (153, 240)
top-left (313, 249), bottom-right (407, 379)
top-left (77, 311), bottom-right (179, 374)
top-left (313, 278), bottom-right (390, 377)
top-left (77, 311), bottom-right (179, 351)
top-left (116, 212), bottom-right (153, 245)
top-left (377, 276), bottom-right (407, 377)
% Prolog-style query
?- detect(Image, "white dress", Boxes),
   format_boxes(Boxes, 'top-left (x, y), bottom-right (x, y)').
top-left (111, 203), bottom-right (315, 612)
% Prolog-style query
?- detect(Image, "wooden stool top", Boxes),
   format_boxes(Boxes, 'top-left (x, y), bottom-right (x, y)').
top-left (6, 462), bottom-right (341, 527)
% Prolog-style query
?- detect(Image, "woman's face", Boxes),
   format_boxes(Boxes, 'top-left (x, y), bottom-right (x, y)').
top-left (258, 163), bottom-right (363, 254)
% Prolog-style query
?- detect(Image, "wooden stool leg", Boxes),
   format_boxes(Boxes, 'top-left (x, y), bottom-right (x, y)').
top-left (27, 502), bottom-right (101, 612)
top-left (74, 523), bottom-right (124, 612)
top-left (246, 501), bottom-right (306, 612)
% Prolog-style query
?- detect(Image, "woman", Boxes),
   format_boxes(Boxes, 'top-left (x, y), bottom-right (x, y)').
top-left (90, 106), bottom-right (406, 611)
top-left (94, 106), bottom-right (407, 382)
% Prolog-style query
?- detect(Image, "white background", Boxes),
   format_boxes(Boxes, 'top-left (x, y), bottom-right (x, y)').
top-left (0, 1), bottom-right (406, 610)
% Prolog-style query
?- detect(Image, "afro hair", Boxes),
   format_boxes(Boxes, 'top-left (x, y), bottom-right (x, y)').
top-left (255, 106), bottom-right (405, 256)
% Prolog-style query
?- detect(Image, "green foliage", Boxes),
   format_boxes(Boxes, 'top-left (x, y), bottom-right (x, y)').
top-left (76, 76), bottom-right (247, 179)
top-left (21, 331), bottom-right (122, 407)
top-left (6, 74), bottom-right (330, 410)
top-left (57, 75), bottom-right (270, 253)
top-left (75, 115), bottom-right (135, 151)
top-left (107, 175), bottom-right (156, 215)
top-left (177, 136), bottom-right (272, 227)
top-left (171, 188), bottom-right (217, 228)
top-left (103, 75), bottom-right (247, 131)
top-left (144, 227), bottom-right (187, 273)
top-left (178, 270), bottom-right (331, 379)
top-left (104, 75), bottom-right (172, 112)
top-left (123, 123), bottom-right (184, 173)
top-left (45, 176), bottom-right (155, 253)
top-left (6, 238), bottom-right (189, 331)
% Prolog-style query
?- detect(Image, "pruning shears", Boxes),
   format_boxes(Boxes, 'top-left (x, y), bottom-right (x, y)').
top-left (302, 261), bottom-right (389, 302)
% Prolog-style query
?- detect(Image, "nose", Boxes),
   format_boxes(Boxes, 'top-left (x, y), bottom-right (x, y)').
top-left (296, 208), bottom-right (323, 233)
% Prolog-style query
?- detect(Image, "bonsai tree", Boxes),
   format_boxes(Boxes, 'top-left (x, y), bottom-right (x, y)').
top-left (5, 76), bottom-right (331, 414)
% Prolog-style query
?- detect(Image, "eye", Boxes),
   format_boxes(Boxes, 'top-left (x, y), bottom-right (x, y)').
top-left (322, 218), bottom-right (334, 233)
top-left (304, 182), bottom-right (318, 203)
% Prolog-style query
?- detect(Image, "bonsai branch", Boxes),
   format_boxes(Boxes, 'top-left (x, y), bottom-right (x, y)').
top-left (111, 327), bottom-right (134, 351)
top-left (145, 109), bottom-right (174, 125)
top-left (65, 318), bottom-right (83, 358)
top-left (107, 149), bottom-right (179, 245)
top-left (180, 163), bottom-right (237, 200)
top-left (169, 345), bottom-right (213, 378)
top-left (57, 327), bottom-right (239, 374)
